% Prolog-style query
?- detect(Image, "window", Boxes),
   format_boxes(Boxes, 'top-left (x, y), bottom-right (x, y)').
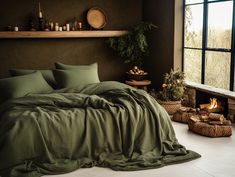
top-left (183, 0), bottom-right (235, 91)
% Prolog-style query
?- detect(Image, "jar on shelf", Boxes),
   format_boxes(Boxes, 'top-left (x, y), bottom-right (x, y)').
top-left (55, 23), bottom-right (59, 31)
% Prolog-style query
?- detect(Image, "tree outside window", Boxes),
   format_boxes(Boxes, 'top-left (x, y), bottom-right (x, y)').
top-left (183, 0), bottom-right (234, 91)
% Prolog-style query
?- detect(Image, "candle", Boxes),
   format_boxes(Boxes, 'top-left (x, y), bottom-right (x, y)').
top-left (14, 27), bottom-right (19, 31)
top-left (55, 23), bottom-right (59, 31)
top-left (59, 27), bottom-right (63, 32)
top-left (78, 22), bottom-right (82, 30)
top-left (66, 24), bottom-right (70, 31)
top-left (49, 22), bottom-right (54, 31)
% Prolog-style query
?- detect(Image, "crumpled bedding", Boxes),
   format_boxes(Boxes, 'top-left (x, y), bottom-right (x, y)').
top-left (0, 81), bottom-right (200, 177)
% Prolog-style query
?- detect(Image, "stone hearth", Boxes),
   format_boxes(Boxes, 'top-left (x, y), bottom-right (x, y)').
top-left (183, 81), bottom-right (235, 122)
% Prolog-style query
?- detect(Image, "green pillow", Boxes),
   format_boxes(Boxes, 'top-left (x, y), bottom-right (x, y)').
top-left (53, 69), bottom-right (100, 89)
top-left (55, 62), bottom-right (98, 70)
top-left (0, 71), bottom-right (53, 104)
top-left (9, 69), bottom-right (56, 88)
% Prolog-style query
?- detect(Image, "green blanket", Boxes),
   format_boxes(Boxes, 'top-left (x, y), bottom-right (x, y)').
top-left (0, 81), bottom-right (200, 177)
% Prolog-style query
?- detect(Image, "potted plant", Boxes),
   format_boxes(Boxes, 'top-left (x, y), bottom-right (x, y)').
top-left (157, 69), bottom-right (186, 115)
top-left (107, 22), bottom-right (157, 80)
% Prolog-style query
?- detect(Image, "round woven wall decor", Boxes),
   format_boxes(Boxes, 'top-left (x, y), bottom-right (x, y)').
top-left (87, 7), bottom-right (107, 29)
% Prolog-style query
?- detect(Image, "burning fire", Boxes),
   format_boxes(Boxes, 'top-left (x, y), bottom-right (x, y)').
top-left (208, 98), bottom-right (218, 109)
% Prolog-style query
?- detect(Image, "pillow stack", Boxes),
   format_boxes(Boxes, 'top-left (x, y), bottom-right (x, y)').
top-left (0, 62), bottom-right (100, 103)
top-left (54, 62), bottom-right (100, 88)
top-left (0, 71), bottom-right (53, 104)
top-left (10, 69), bottom-right (56, 88)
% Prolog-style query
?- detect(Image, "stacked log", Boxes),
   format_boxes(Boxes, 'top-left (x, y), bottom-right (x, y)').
top-left (172, 107), bottom-right (209, 123)
top-left (172, 107), bottom-right (198, 123)
top-left (200, 113), bottom-right (231, 126)
top-left (188, 114), bottom-right (232, 138)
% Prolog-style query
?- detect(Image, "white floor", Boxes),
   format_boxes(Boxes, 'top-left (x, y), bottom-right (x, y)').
top-left (44, 122), bottom-right (235, 177)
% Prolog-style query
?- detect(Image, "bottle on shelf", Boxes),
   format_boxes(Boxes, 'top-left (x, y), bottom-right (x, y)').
top-left (78, 22), bottom-right (82, 30)
top-left (28, 14), bottom-right (36, 31)
top-left (72, 18), bottom-right (77, 31)
top-left (44, 20), bottom-right (50, 31)
top-left (38, 2), bottom-right (44, 31)
top-left (49, 22), bottom-right (54, 31)
top-left (55, 23), bottom-right (59, 31)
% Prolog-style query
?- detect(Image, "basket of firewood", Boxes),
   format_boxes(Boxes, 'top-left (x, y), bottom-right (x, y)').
top-left (188, 113), bottom-right (232, 137)
top-left (172, 107), bottom-right (198, 123)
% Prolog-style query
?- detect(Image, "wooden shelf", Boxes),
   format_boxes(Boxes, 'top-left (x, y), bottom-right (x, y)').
top-left (0, 30), bottom-right (128, 39)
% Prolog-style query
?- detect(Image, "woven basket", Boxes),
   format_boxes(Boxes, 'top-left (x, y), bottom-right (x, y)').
top-left (188, 117), bottom-right (232, 137)
top-left (173, 111), bottom-right (196, 123)
top-left (157, 100), bottom-right (181, 115)
top-left (87, 7), bottom-right (107, 29)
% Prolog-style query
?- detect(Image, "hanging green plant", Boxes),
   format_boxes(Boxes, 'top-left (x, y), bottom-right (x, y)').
top-left (107, 22), bottom-right (157, 68)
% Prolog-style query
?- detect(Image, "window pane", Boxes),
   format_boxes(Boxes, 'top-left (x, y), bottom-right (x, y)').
top-left (184, 5), bottom-right (203, 48)
top-left (186, 0), bottom-right (203, 4)
top-left (184, 49), bottom-right (202, 83)
top-left (205, 51), bottom-right (231, 90)
top-left (207, 1), bottom-right (233, 49)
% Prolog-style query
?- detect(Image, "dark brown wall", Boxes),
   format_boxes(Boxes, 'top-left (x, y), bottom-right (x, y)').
top-left (144, 0), bottom-right (175, 89)
top-left (0, 0), bottom-right (142, 81)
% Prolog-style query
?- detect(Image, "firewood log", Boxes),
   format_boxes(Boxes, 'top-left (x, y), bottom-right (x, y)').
top-left (222, 120), bottom-right (232, 126)
top-left (190, 116), bottom-right (200, 123)
top-left (200, 115), bottom-right (209, 122)
top-left (209, 113), bottom-right (224, 121)
top-left (209, 121), bottom-right (223, 125)
top-left (200, 104), bottom-right (210, 109)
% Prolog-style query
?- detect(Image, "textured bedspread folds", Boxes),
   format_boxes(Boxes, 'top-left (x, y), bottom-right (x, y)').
top-left (0, 81), bottom-right (200, 177)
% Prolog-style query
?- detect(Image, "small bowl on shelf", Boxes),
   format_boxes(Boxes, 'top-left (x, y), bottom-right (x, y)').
top-left (126, 72), bottom-right (148, 81)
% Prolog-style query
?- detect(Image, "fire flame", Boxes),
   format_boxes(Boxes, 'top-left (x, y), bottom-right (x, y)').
top-left (208, 98), bottom-right (218, 109)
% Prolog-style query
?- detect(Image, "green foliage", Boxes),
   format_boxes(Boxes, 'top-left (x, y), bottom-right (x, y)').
top-left (158, 69), bottom-right (186, 101)
top-left (107, 22), bottom-right (157, 68)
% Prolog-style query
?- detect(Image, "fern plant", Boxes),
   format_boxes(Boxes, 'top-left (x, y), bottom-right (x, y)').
top-left (107, 22), bottom-right (157, 68)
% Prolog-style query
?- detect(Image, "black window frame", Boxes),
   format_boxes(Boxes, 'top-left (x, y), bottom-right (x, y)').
top-left (182, 0), bottom-right (235, 91)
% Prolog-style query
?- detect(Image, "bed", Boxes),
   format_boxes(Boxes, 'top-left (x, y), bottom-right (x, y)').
top-left (0, 63), bottom-right (200, 177)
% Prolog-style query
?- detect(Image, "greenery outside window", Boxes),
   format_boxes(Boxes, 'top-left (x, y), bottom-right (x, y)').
top-left (183, 0), bottom-right (235, 91)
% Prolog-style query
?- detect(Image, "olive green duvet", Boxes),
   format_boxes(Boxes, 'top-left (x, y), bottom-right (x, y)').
top-left (0, 81), bottom-right (200, 177)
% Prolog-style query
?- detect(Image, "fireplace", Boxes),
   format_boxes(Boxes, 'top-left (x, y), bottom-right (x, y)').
top-left (199, 98), bottom-right (222, 113)
top-left (182, 81), bottom-right (235, 122)
top-left (196, 90), bottom-right (228, 116)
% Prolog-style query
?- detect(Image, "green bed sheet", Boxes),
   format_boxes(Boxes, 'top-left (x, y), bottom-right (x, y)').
top-left (0, 81), bottom-right (200, 177)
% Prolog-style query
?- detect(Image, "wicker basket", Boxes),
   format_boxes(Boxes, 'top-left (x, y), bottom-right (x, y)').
top-left (157, 100), bottom-right (181, 115)
top-left (87, 7), bottom-right (107, 29)
top-left (173, 111), bottom-right (196, 123)
top-left (188, 117), bottom-right (232, 137)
